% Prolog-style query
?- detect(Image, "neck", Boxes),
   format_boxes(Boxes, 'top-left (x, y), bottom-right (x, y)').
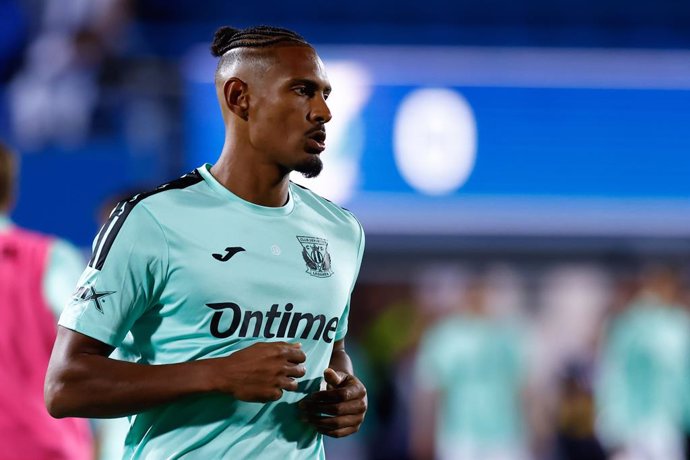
top-left (210, 138), bottom-right (290, 208)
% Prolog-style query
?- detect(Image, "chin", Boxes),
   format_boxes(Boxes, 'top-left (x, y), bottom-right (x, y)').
top-left (294, 155), bottom-right (323, 178)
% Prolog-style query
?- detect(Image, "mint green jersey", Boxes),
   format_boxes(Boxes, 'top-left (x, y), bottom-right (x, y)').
top-left (596, 295), bottom-right (690, 446)
top-left (59, 164), bottom-right (365, 459)
top-left (415, 316), bottom-right (527, 453)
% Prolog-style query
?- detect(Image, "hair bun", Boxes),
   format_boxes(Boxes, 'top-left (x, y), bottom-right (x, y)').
top-left (210, 26), bottom-right (240, 57)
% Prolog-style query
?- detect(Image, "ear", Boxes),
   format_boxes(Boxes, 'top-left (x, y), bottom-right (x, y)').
top-left (223, 77), bottom-right (249, 121)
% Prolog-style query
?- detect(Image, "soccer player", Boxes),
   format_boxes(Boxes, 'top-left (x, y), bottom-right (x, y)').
top-left (596, 265), bottom-right (690, 460)
top-left (45, 26), bottom-right (367, 459)
top-left (0, 142), bottom-right (92, 459)
top-left (412, 276), bottom-right (530, 460)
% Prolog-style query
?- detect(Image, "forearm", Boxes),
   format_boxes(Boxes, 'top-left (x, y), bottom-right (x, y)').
top-left (45, 327), bottom-right (219, 419)
top-left (46, 352), bottom-right (217, 419)
top-left (46, 328), bottom-right (307, 419)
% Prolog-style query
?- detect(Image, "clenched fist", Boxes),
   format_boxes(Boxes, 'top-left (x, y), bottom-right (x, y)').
top-left (299, 368), bottom-right (367, 438)
top-left (212, 342), bottom-right (307, 402)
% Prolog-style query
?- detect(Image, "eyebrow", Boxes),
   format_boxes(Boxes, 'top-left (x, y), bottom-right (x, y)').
top-left (289, 78), bottom-right (332, 93)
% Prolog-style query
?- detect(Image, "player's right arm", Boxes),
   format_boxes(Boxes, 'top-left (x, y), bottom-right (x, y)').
top-left (45, 198), bottom-right (305, 418)
top-left (45, 329), bottom-right (306, 418)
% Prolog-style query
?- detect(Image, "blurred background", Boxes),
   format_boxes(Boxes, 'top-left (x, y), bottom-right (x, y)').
top-left (1, 0), bottom-right (690, 459)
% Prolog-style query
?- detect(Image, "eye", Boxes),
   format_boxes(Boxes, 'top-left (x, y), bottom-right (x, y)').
top-left (324, 91), bottom-right (331, 100)
top-left (294, 86), bottom-right (312, 97)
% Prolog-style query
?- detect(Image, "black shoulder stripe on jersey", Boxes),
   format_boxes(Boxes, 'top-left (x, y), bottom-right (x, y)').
top-left (88, 170), bottom-right (203, 271)
top-left (89, 199), bottom-right (126, 269)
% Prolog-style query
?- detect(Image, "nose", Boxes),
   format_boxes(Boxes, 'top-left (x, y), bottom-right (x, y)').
top-left (309, 94), bottom-right (332, 124)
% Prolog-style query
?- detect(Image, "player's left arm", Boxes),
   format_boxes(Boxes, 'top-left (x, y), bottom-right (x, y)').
top-left (299, 339), bottom-right (367, 437)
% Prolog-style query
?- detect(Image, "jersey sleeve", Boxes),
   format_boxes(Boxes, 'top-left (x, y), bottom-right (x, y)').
top-left (58, 203), bottom-right (168, 347)
top-left (335, 218), bottom-right (365, 342)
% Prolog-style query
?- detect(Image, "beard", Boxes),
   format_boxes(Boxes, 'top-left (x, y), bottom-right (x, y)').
top-left (294, 154), bottom-right (323, 178)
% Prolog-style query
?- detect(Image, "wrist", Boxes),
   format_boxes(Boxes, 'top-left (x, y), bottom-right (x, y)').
top-left (196, 357), bottom-right (223, 394)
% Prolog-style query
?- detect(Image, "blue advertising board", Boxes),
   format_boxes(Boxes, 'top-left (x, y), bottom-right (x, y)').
top-left (183, 46), bottom-right (690, 236)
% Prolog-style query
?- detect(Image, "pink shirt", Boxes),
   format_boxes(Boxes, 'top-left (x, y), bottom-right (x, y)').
top-left (0, 226), bottom-right (92, 460)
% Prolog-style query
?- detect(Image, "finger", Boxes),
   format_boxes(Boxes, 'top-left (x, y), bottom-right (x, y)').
top-left (271, 341), bottom-right (301, 349)
top-left (300, 398), bottom-right (366, 416)
top-left (285, 346), bottom-right (307, 364)
top-left (304, 414), bottom-right (363, 432)
top-left (324, 368), bottom-right (345, 387)
top-left (266, 388), bottom-right (283, 401)
top-left (285, 364), bottom-right (306, 378)
top-left (323, 426), bottom-right (359, 438)
top-left (303, 388), bottom-right (350, 404)
top-left (281, 377), bottom-right (299, 392)
top-left (306, 382), bottom-right (365, 403)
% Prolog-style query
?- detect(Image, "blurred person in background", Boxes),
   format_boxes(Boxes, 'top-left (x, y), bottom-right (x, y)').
top-left (0, 142), bottom-right (92, 459)
top-left (547, 264), bottom-right (638, 460)
top-left (596, 264), bottom-right (690, 460)
top-left (8, 0), bottom-right (131, 149)
top-left (527, 265), bottom-right (613, 459)
top-left (411, 270), bottom-right (531, 460)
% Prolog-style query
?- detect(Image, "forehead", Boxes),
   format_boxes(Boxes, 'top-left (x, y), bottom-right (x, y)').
top-left (267, 46), bottom-right (329, 85)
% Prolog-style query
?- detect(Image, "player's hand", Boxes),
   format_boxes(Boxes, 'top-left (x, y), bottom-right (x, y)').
top-left (298, 368), bottom-right (367, 438)
top-left (217, 342), bottom-right (306, 402)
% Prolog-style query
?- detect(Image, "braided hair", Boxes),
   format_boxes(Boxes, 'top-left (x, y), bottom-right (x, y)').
top-left (210, 25), bottom-right (310, 57)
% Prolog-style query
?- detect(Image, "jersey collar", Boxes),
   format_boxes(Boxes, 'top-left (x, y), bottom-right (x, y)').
top-left (197, 164), bottom-right (295, 217)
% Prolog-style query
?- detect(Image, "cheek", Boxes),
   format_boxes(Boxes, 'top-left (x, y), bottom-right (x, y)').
top-left (266, 110), bottom-right (304, 140)
top-left (250, 105), bottom-right (285, 140)
top-left (249, 112), bottom-right (298, 152)
top-left (249, 98), bottom-right (308, 148)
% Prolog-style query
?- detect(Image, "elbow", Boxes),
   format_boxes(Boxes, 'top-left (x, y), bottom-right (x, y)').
top-left (44, 380), bottom-right (66, 418)
top-left (44, 370), bottom-right (73, 418)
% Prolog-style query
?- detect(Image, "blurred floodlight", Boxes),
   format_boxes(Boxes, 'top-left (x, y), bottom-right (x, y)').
top-left (393, 88), bottom-right (477, 196)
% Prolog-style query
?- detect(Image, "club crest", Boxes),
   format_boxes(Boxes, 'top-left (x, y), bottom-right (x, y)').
top-left (296, 236), bottom-right (333, 278)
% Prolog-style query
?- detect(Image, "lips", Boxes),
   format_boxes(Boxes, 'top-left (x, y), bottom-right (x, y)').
top-left (305, 129), bottom-right (326, 153)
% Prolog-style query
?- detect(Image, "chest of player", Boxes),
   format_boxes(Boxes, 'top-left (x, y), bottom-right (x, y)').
top-left (156, 216), bottom-right (356, 344)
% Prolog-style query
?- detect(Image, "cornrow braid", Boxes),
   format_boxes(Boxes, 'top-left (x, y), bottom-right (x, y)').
top-left (210, 25), bottom-right (309, 57)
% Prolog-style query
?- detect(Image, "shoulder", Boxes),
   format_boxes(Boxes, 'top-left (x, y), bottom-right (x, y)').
top-left (89, 170), bottom-right (205, 270)
top-left (425, 316), bottom-right (460, 338)
top-left (50, 238), bottom-right (85, 265)
top-left (7, 225), bottom-right (54, 245)
top-left (118, 169), bottom-right (206, 215)
top-left (103, 169), bottom-right (207, 231)
top-left (3, 226), bottom-right (55, 259)
top-left (290, 182), bottom-right (363, 235)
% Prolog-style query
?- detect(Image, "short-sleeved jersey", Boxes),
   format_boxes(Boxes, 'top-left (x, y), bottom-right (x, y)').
top-left (59, 164), bottom-right (365, 459)
top-left (596, 296), bottom-right (690, 446)
top-left (415, 316), bottom-right (527, 453)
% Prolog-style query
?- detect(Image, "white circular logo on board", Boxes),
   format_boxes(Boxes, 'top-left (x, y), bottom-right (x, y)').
top-left (393, 88), bottom-right (477, 196)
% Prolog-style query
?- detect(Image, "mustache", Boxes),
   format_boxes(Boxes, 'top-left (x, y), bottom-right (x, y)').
top-left (305, 126), bottom-right (326, 142)
top-left (305, 126), bottom-right (326, 136)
